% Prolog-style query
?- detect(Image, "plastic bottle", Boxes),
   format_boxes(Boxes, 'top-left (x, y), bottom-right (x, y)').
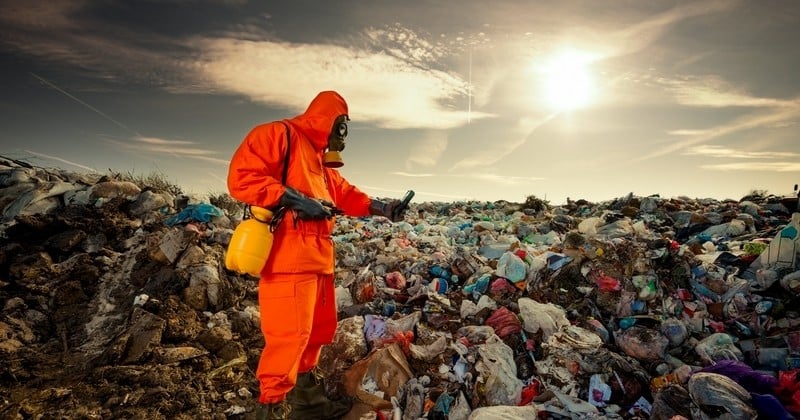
top-left (761, 212), bottom-right (800, 268)
top-left (225, 206), bottom-right (274, 277)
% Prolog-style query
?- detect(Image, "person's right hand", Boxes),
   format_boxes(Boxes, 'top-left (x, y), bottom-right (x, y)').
top-left (279, 187), bottom-right (332, 220)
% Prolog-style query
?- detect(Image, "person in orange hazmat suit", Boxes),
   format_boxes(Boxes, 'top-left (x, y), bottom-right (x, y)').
top-left (227, 90), bottom-right (408, 419)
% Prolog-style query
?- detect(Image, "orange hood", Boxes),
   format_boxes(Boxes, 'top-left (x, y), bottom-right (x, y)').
top-left (287, 91), bottom-right (349, 151)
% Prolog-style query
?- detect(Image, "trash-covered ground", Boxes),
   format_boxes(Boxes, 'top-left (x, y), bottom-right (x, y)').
top-left (1, 159), bottom-right (799, 419)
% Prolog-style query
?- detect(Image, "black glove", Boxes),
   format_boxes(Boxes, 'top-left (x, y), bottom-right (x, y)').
top-left (369, 199), bottom-right (405, 222)
top-left (279, 187), bottom-right (332, 220)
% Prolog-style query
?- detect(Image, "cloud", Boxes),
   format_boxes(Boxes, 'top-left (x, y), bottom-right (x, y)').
top-left (364, 24), bottom-right (447, 68)
top-left (668, 129), bottom-right (710, 136)
top-left (468, 173), bottom-right (546, 184)
top-left (359, 184), bottom-right (469, 200)
top-left (3, 2), bottom-right (485, 131)
top-left (2, 2), bottom-right (182, 87)
top-left (189, 37), bottom-right (489, 129)
top-left (603, 0), bottom-right (739, 58)
top-left (136, 137), bottom-right (195, 146)
top-left (391, 171), bottom-right (544, 185)
top-left (661, 75), bottom-right (793, 108)
top-left (638, 102), bottom-right (800, 161)
top-left (0, 0), bottom-right (83, 31)
top-left (684, 145), bottom-right (800, 160)
top-left (700, 162), bottom-right (800, 172)
top-left (391, 172), bottom-right (436, 178)
top-left (444, 1), bottom-right (741, 172)
top-left (104, 136), bottom-right (230, 165)
top-left (449, 113), bottom-right (556, 171)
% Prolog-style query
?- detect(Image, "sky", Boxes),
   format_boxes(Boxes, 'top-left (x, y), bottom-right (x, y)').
top-left (1, 0), bottom-right (799, 205)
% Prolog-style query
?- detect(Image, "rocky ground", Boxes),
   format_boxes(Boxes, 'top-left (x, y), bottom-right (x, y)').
top-left (1, 159), bottom-right (798, 419)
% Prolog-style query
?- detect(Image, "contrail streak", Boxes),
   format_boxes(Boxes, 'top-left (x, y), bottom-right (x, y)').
top-left (29, 72), bottom-right (142, 137)
top-left (25, 150), bottom-right (97, 172)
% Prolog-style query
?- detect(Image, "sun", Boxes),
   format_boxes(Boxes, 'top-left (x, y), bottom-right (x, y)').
top-left (539, 49), bottom-right (597, 112)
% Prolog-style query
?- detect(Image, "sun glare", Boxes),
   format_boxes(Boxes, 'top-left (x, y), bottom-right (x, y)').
top-left (540, 49), bottom-right (596, 112)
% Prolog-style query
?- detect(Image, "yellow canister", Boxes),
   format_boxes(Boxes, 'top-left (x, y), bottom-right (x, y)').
top-left (225, 206), bottom-right (274, 277)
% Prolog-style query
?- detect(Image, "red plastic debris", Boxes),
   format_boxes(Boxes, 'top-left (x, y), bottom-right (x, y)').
top-left (484, 306), bottom-right (522, 338)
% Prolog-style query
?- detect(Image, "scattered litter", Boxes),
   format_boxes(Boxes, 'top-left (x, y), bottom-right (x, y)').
top-left (2, 161), bottom-right (799, 418)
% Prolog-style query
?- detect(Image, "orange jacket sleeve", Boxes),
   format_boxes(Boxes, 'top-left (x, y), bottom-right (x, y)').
top-left (227, 122), bottom-right (288, 208)
top-left (325, 168), bottom-right (371, 217)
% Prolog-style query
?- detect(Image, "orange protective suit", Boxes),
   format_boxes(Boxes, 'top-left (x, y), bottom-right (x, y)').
top-left (227, 91), bottom-right (372, 403)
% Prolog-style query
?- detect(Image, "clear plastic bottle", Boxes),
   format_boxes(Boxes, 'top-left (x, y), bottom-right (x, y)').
top-left (225, 206), bottom-right (274, 277)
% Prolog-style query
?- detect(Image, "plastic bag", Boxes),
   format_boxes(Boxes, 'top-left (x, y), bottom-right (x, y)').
top-left (616, 326), bottom-right (669, 361)
top-left (688, 372), bottom-right (756, 419)
top-left (165, 202), bottom-right (223, 226)
top-left (588, 374), bottom-right (612, 407)
top-left (484, 306), bottom-right (522, 338)
top-left (698, 359), bottom-right (777, 394)
top-left (775, 369), bottom-right (800, 417)
top-left (342, 343), bottom-right (412, 411)
top-left (694, 333), bottom-right (744, 365)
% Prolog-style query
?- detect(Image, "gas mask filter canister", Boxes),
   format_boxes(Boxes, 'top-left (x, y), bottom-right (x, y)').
top-left (323, 116), bottom-right (348, 168)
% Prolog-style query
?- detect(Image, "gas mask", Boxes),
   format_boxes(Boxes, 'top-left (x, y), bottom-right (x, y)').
top-left (324, 115), bottom-right (348, 168)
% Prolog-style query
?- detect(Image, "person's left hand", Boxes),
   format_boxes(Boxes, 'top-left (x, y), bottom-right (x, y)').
top-left (369, 199), bottom-right (405, 222)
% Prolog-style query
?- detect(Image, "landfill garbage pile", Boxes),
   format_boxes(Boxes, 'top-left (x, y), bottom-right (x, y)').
top-left (1, 160), bottom-right (799, 419)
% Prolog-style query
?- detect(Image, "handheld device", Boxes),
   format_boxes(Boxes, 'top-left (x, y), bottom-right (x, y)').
top-left (393, 190), bottom-right (415, 220)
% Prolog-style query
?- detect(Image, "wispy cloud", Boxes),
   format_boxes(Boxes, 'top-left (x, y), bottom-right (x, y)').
top-left (104, 136), bottom-right (230, 165)
top-left (2, 1), bottom-right (183, 87)
top-left (360, 184), bottom-right (474, 201)
top-left (450, 114), bottom-right (556, 171)
top-left (24, 70), bottom-right (231, 166)
top-left (391, 172), bottom-right (436, 178)
top-left (4, 2), bottom-right (486, 131)
top-left (701, 162), bottom-right (800, 172)
top-left (136, 136), bottom-right (195, 146)
top-left (470, 173), bottom-right (546, 183)
top-left (684, 145), bottom-right (800, 160)
top-left (390, 171), bottom-right (544, 185)
top-left (603, 0), bottom-right (739, 58)
top-left (189, 37), bottom-right (488, 129)
top-left (668, 129), bottom-right (711, 136)
top-left (364, 24), bottom-right (447, 68)
top-left (447, 1), bottom-right (741, 172)
top-left (0, 0), bottom-right (82, 31)
top-left (685, 144), bottom-right (800, 173)
top-left (661, 75), bottom-right (794, 108)
top-left (637, 102), bottom-right (800, 161)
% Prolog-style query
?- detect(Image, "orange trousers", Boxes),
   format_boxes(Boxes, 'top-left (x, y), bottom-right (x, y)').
top-left (257, 273), bottom-right (338, 404)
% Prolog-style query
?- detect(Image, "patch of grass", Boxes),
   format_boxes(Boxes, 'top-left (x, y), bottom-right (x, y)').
top-left (116, 170), bottom-right (183, 196)
top-left (208, 191), bottom-right (244, 216)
